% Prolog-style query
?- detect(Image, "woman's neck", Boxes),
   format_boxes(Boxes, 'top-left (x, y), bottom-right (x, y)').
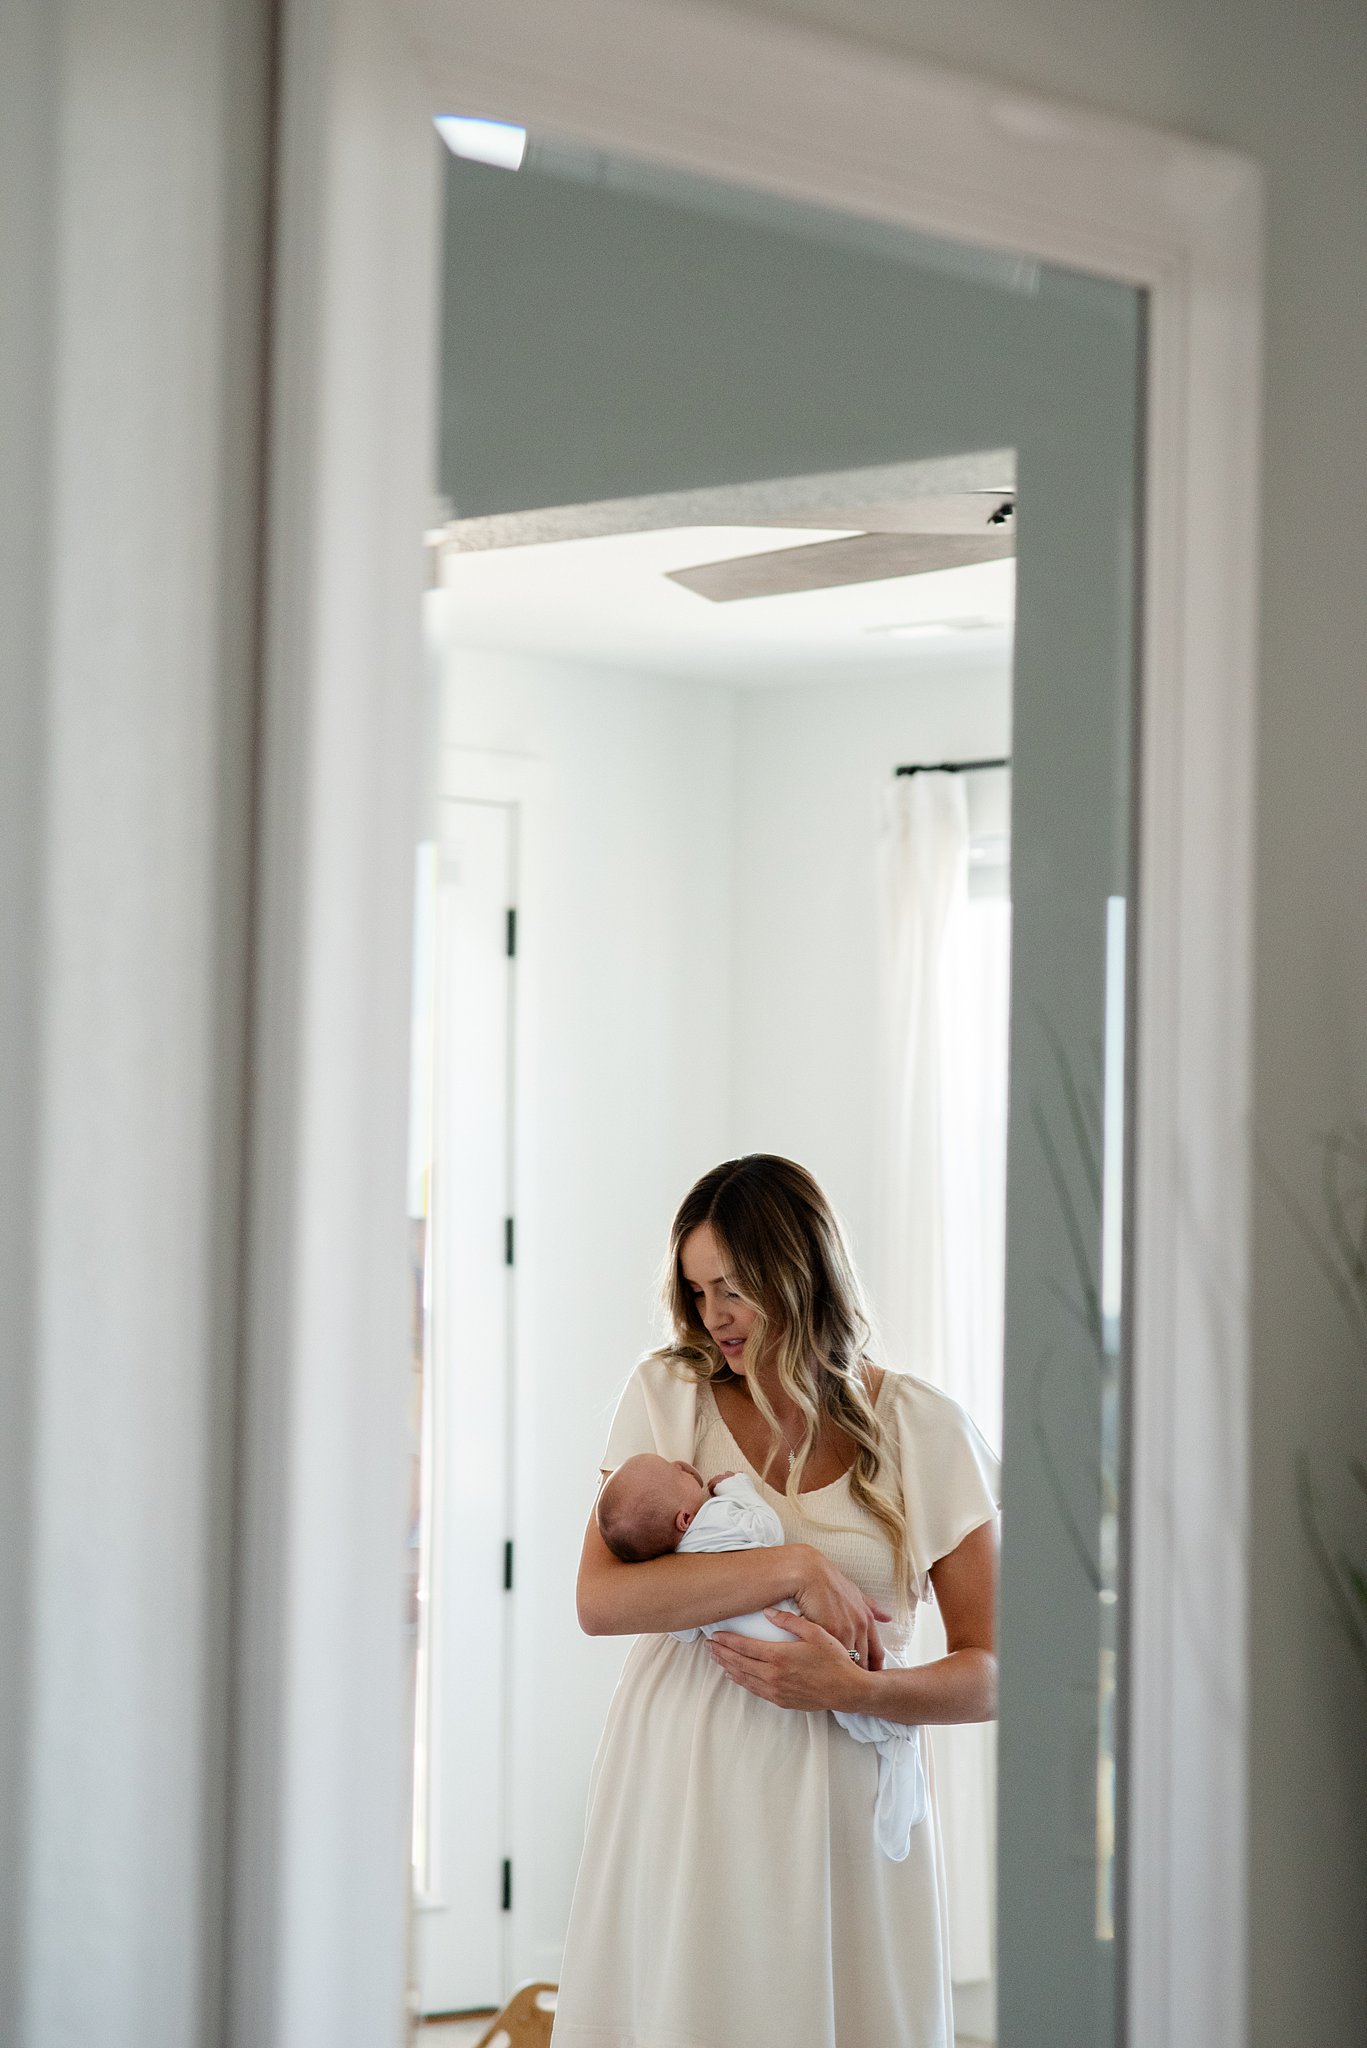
top-left (728, 1357), bottom-right (878, 1428)
top-left (731, 1365), bottom-right (815, 1441)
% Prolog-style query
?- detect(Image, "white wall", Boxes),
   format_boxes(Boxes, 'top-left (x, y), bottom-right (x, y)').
top-left (439, 629), bottom-right (1009, 1980)
top-left (0, 2), bottom-right (271, 2043)
top-left (715, 5), bottom-right (1367, 2040)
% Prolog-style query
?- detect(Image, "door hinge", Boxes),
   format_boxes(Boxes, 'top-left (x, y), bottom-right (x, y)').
top-left (501, 1858), bottom-right (513, 1912)
top-left (504, 1216), bottom-right (515, 1266)
top-left (506, 906), bottom-right (517, 958)
top-left (503, 1539), bottom-right (514, 1591)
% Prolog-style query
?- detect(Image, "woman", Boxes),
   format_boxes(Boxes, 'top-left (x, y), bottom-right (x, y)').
top-left (552, 1155), bottom-right (1000, 2048)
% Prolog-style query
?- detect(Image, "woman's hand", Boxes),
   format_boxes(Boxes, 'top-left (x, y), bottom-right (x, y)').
top-left (707, 1609), bottom-right (873, 1714)
top-left (787, 1545), bottom-right (889, 1671)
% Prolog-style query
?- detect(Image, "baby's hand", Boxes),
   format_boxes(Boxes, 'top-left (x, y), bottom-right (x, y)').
top-left (707, 1471), bottom-right (738, 1494)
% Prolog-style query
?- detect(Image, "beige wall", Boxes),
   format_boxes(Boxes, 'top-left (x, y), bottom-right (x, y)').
top-left (711, 0), bottom-right (1367, 2038)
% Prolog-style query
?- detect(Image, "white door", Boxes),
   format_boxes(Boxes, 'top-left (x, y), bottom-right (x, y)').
top-left (414, 797), bottom-right (517, 2016)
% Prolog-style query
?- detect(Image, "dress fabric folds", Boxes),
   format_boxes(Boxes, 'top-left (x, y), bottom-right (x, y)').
top-left (550, 1357), bottom-right (999, 2048)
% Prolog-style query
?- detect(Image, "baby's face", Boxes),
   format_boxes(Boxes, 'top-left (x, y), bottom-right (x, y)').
top-left (611, 1454), bottom-right (708, 1539)
top-left (648, 1456), bottom-right (709, 1534)
top-left (597, 1453), bottom-right (713, 1561)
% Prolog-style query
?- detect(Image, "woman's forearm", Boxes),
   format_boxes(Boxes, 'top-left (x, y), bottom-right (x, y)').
top-left (845, 1648), bottom-right (997, 1725)
top-left (578, 1541), bottom-right (809, 1638)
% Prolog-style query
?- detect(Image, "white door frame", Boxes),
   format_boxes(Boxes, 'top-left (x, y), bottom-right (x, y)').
top-left (235, 4), bottom-right (1261, 2045)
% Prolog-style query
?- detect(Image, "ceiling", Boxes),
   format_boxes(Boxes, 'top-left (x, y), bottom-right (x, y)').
top-left (434, 524), bottom-right (1015, 687)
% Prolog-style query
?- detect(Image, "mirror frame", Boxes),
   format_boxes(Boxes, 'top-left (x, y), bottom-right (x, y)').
top-left (231, 3), bottom-right (1262, 2044)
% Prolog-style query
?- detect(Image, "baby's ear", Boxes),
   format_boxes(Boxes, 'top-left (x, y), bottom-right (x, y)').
top-left (676, 1507), bottom-right (694, 1532)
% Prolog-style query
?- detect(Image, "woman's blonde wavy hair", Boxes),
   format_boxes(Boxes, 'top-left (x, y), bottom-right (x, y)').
top-left (649, 1154), bottom-right (911, 1607)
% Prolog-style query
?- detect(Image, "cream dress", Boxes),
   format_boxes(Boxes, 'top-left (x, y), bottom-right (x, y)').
top-left (551, 1357), bottom-right (1000, 2048)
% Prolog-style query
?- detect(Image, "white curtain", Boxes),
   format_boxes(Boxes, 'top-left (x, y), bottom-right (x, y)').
top-left (874, 771), bottom-right (1010, 1999)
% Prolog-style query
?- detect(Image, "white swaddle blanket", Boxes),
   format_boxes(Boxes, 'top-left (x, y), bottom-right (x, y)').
top-left (671, 1474), bottom-right (928, 1860)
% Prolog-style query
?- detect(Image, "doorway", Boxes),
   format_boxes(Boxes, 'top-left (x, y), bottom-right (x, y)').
top-left (233, 11), bottom-right (1261, 2048)
top-left (412, 793), bottom-right (519, 2015)
top-left (420, 119), bottom-right (1142, 2048)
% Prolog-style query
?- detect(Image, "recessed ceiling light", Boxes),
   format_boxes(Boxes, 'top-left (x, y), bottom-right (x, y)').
top-left (434, 115), bottom-right (528, 171)
top-left (867, 616), bottom-right (1005, 639)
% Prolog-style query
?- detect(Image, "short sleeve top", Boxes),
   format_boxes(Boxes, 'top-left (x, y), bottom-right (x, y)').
top-left (598, 1354), bottom-right (1000, 1601)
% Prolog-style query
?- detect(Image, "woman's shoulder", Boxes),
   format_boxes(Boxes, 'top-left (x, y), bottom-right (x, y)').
top-left (600, 1350), bottom-right (699, 1469)
top-left (876, 1367), bottom-right (1000, 1469)
top-left (876, 1366), bottom-right (975, 1431)
top-left (876, 1370), bottom-right (1002, 1582)
top-left (623, 1349), bottom-right (694, 1398)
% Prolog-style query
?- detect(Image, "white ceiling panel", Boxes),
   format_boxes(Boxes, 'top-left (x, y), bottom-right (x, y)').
top-left (437, 524), bottom-right (1015, 685)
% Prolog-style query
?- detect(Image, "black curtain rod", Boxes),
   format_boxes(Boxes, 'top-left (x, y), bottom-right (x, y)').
top-left (894, 756), bottom-right (1011, 777)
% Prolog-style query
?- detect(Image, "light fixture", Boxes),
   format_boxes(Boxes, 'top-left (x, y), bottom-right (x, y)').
top-left (434, 115), bottom-right (528, 172)
top-left (867, 616), bottom-right (1005, 639)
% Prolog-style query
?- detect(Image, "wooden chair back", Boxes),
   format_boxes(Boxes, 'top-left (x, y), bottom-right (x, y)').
top-left (471, 1982), bottom-right (557, 2048)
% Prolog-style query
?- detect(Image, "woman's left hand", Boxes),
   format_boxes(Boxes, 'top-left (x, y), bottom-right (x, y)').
top-left (707, 1609), bottom-right (872, 1713)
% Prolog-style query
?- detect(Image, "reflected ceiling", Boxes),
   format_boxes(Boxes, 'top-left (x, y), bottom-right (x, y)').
top-left (435, 525), bottom-right (1015, 687)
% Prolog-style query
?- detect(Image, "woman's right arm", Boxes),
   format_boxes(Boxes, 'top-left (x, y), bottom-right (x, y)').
top-left (576, 1508), bottom-right (890, 1668)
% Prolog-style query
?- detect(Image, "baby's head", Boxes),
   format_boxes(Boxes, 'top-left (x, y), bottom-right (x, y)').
top-left (597, 1454), bottom-right (708, 1562)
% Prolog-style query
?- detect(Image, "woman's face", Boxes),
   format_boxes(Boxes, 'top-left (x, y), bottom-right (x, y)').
top-left (680, 1222), bottom-right (759, 1371)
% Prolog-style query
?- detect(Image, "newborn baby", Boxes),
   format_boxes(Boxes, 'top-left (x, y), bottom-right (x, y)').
top-left (596, 1453), bottom-right (928, 1859)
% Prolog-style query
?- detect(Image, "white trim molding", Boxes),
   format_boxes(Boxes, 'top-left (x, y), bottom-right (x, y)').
top-left (239, 3), bottom-right (1262, 2044)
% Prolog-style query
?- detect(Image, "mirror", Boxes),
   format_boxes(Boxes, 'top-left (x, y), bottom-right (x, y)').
top-left (406, 126), bottom-right (1140, 2048)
